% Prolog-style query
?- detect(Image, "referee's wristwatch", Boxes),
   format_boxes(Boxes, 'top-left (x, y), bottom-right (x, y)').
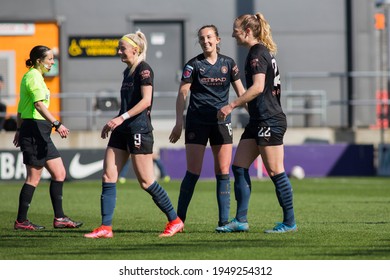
top-left (52, 120), bottom-right (62, 130)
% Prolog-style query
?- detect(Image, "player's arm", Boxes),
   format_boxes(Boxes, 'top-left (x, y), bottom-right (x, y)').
top-left (219, 73), bottom-right (265, 119)
top-left (125, 85), bottom-right (152, 117)
top-left (231, 78), bottom-right (248, 112)
top-left (231, 78), bottom-right (249, 112)
top-left (101, 85), bottom-right (153, 139)
top-left (231, 78), bottom-right (246, 98)
top-left (175, 82), bottom-right (190, 126)
top-left (169, 81), bottom-right (190, 143)
top-left (231, 73), bottom-right (264, 108)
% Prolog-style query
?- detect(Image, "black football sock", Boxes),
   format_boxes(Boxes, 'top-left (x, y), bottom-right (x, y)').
top-left (17, 183), bottom-right (36, 222)
top-left (50, 180), bottom-right (65, 218)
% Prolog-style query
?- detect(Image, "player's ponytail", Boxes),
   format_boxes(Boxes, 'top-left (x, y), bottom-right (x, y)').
top-left (134, 30), bottom-right (147, 62)
top-left (236, 13), bottom-right (277, 55)
top-left (255, 13), bottom-right (277, 55)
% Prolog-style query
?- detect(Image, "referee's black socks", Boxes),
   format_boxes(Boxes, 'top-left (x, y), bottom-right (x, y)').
top-left (50, 180), bottom-right (65, 218)
top-left (17, 183), bottom-right (36, 222)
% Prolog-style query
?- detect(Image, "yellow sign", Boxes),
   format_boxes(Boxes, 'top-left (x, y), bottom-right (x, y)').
top-left (68, 36), bottom-right (120, 58)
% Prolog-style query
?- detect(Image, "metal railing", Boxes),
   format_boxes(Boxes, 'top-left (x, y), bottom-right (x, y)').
top-left (284, 90), bottom-right (327, 127)
top-left (284, 71), bottom-right (390, 128)
top-left (2, 71), bottom-right (390, 130)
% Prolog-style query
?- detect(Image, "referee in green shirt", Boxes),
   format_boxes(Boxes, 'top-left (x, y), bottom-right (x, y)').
top-left (13, 45), bottom-right (82, 231)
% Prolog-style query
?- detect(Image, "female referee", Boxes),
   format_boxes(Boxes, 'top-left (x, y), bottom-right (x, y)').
top-left (169, 25), bottom-right (245, 231)
top-left (85, 31), bottom-right (183, 238)
top-left (216, 13), bottom-right (297, 233)
top-left (13, 45), bottom-right (82, 230)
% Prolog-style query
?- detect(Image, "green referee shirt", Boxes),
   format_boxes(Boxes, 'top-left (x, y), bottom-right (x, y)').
top-left (18, 68), bottom-right (50, 120)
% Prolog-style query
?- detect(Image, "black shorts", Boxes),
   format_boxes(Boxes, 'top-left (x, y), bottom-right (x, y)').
top-left (108, 129), bottom-right (153, 154)
top-left (185, 122), bottom-right (233, 146)
top-left (240, 119), bottom-right (286, 146)
top-left (19, 119), bottom-right (61, 167)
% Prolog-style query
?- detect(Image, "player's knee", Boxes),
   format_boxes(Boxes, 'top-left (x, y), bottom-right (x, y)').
top-left (26, 178), bottom-right (40, 187)
top-left (102, 172), bottom-right (117, 183)
top-left (50, 167), bottom-right (66, 181)
top-left (215, 164), bottom-right (230, 175)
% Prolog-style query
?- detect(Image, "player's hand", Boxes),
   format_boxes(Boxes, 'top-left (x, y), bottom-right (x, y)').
top-left (169, 124), bottom-right (182, 143)
top-left (56, 124), bottom-right (70, 139)
top-left (13, 131), bottom-right (20, 147)
top-left (101, 116), bottom-right (124, 139)
top-left (101, 124), bottom-right (111, 139)
top-left (218, 104), bottom-right (233, 121)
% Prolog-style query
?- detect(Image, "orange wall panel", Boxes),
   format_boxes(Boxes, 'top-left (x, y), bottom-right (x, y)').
top-left (0, 22), bottom-right (60, 119)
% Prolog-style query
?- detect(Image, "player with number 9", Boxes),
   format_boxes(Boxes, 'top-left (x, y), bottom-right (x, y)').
top-left (84, 31), bottom-right (183, 239)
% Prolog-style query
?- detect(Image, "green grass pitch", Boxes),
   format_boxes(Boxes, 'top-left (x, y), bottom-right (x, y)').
top-left (0, 177), bottom-right (389, 260)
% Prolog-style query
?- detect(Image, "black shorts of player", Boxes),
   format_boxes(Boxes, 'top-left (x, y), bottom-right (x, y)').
top-left (185, 122), bottom-right (233, 146)
top-left (240, 119), bottom-right (286, 146)
top-left (19, 119), bottom-right (61, 167)
top-left (108, 128), bottom-right (153, 154)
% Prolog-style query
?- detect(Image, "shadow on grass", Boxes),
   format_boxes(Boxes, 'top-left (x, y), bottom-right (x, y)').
top-left (2, 229), bottom-right (390, 260)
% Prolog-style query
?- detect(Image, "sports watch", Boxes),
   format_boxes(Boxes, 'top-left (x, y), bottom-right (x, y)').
top-left (52, 120), bottom-right (62, 130)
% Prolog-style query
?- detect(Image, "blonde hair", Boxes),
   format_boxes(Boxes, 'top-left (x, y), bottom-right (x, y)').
top-left (122, 30), bottom-right (148, 74)
top-left (236, 13), bottom-right (277, 55)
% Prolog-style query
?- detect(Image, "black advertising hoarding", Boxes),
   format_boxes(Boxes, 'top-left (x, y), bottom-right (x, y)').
top-left (68, 36), bottom-right (121, 58)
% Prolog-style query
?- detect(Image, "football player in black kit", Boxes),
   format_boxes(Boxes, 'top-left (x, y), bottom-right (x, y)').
top-left (85, 31), bottom-right (183, 238)
top-left (217, 13), bottom-right (297, 233)
top-left (169, 25), bottom-right (245, 231)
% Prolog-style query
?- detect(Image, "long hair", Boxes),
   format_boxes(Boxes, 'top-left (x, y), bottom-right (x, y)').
top-left (25, 45), bottom-right (51, 68)
top-left (236, 13), bottom-right (277, 55)
top-left (122, 30), bottom-right (148, 74)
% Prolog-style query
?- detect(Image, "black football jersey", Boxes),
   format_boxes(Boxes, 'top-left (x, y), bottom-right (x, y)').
top-left (182, 53), bottom-right (240, 125)
top-left (117, 61), bottom-right (154, 134)
top-left (245, 44), bottom-right (284, 121)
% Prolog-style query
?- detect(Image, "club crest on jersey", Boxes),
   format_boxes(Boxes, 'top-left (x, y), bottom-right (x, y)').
top-left (183, 65), bottom-right (193, 79)
top-left (250, 58), bottom-right (259, 69)
top-left (140, 70), bottom-right (151, 80)
top-left (221, 66), bottom-right (228, 74)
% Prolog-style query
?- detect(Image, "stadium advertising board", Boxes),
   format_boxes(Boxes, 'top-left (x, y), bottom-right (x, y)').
top-left (0, 144), bottom-right (375, 180)
top-left (0, 149), bottom-right (109, 180)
